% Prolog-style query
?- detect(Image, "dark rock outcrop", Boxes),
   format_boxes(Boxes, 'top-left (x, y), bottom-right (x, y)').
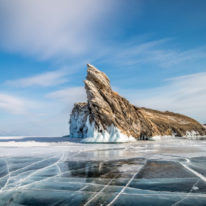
top-left (69, 64), bottom-right (206, 141)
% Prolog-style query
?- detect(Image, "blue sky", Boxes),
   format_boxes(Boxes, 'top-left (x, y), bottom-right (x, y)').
top-left (0, 0), bottom-right (206, 136)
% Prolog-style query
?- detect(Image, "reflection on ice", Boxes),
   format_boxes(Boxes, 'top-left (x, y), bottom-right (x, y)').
top-left (0, 137), bottom-right (206, 205)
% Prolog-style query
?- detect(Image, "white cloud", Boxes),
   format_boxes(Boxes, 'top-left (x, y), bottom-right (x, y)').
top-left (97, 38), bottom-right (206, 69)
top-left (121, 72), bottom-right (206, 123)
top-left (47, 87), bottom-right (86, 104)
top-left (0, 93), bottom-right (34, 114)
top-left (0, 0), bottom-right (114, 59)
top-left (145, 46), bottom-right (206, 68)
top-left (0, 90), bottom-right (74, 136)
top-left (4, 69), bottom-right (68, 87)
top-left (0, 86), bottom-right (87, 136)
top-left (47, 87), bottom-right (86, 122)
top-left (0, 91), bottom-right (70, 136)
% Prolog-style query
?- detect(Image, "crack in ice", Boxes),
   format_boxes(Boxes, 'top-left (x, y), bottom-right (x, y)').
top-left (171, 179), bottom-right (200, 206)
top-left (0, 160), bottom-right (10, 192)
top-left (0, 154), bottom-right (58, 185)
top-left (180, 159), bottom-right (206, 182)
top-left (0, 149), bottom-right (95, 193)
top-left (107, 171), bottom-right (140, 206)
top-left (0, 154), bottom-right (61, 193)
top-left (83, 177), bottom-right (116, 206)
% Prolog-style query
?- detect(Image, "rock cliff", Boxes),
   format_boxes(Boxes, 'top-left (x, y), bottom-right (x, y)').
top-left (69, 64), bottom-right (206, 142)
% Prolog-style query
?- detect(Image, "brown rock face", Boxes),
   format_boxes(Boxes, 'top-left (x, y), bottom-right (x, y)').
top-left (70, 64), bottom-right (206, 140)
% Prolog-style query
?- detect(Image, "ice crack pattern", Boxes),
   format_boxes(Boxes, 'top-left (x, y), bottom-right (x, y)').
top-left (1, 138), bottom-right (206, 205)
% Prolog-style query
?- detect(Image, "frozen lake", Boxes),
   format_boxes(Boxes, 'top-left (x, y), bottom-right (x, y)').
top-left (1, 136), bottom-right (206, 205)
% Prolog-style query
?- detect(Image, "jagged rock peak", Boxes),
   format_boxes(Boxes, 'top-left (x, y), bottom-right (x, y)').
top-left (86, 64), bottom-right (110, 88)
top-left (69, 64), bottom-right (206, 142)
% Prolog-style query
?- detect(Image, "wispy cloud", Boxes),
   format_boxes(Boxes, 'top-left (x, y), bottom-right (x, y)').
top-left (120, 71), bottom-right (206, 122)
top-left (47, 87), bottom-right (86, 104)
top-left (145, 46), bottom-right (206, 68)
top-left (0, 93), bottom-right (38, 114)
top-left (46, 87), bottom-right (86, 120)
top-left (4, 69), bottom-right (68, 88)
top-left (97, 38), bottom-right (206, 69)
top-left (0, 0), bottom-right (115, 59)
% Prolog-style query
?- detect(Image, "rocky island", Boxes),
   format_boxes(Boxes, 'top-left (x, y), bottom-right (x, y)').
top-left (69, 64), bottom-right (206, 142)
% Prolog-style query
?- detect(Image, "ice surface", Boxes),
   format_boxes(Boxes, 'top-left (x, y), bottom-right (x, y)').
top-left (1, 136), bottom-right (206, 205)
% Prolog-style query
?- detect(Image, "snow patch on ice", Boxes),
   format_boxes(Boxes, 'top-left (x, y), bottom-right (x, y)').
top-left (150, 131), bottom-right (206, 141)
top-left (192, 186), bottom-right (199, 191)
top-left (150, 135), bottom-right (173, 141)
top-left (0, 136), bottom-right (73, 147)
top-left (185, 130), bottom-right (199, 138)
top-left (183, 130), bottom-right (206, 140)
top-left (0, 141), bottom-right (49, 147)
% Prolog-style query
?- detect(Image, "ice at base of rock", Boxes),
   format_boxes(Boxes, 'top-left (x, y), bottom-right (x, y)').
top-left (82, 118), bottom-right (136, 143)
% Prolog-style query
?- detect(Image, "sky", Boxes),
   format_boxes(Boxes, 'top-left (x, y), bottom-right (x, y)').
top-left (0, 0), bottom-right (206, 136)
